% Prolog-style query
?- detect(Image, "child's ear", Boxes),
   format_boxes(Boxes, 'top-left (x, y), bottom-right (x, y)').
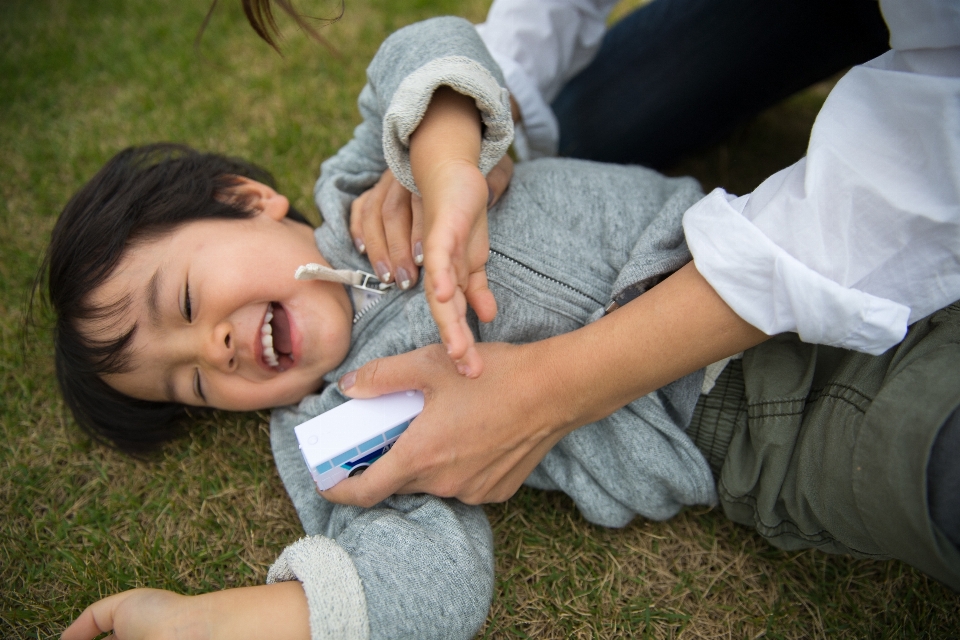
top-left (223, 176), bottom-right (290, 221)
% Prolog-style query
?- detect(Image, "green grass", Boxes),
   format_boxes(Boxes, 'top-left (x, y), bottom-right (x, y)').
top-left (1, 0), bottom-right (958, 638)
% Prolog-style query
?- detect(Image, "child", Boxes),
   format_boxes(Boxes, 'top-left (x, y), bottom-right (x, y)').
top-left (57, 17), bottom-right (715, 640)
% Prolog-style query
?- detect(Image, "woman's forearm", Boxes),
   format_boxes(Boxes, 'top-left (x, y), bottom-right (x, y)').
top-left (530, 261), bottom-right (767, 436)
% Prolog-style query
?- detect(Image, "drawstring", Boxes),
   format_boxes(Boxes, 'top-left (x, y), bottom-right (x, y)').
top-left (295, 263), bottom-right (395, 293)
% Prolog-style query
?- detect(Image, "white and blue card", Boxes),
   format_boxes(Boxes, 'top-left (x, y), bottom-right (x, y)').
top-left (295, 390), bottom-right (424, 491)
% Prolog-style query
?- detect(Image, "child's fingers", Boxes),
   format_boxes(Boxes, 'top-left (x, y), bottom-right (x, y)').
top-left (61, 591), bottom-right (133, 640)
top-left (456, 343), bottom-right (484, 379)
top-left (423, 233), bottom-right (459, 303)
top-left (430, 287), bottom-right (473, 363)
top-left (411, 194), bottom-right (425, 266)
top-left (465, 269), bottom-right (497, 323)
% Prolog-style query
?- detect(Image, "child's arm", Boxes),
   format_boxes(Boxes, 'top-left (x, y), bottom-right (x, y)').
top-left (62, 582), bottom-right (310, 640)
top-left (408, 86), bottom-right (495, 377)
top-left (312, 17), bottom-right (513, 375)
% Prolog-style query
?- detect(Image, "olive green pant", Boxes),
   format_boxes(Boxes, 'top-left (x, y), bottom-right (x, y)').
top-left (689, 301), bottom-right (960, 591)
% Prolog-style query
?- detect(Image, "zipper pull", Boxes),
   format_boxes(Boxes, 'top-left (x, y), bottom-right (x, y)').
top-left (295, 263), bottom-right (395, 293)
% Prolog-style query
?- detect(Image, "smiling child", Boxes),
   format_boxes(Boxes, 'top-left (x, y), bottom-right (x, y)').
top-left (55, 17), bottom-right (716, 640)
top-left (85, 177), bottom-right (353, 410)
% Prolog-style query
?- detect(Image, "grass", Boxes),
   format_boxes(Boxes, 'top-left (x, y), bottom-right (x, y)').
top-left (1, 0), bottom-right (958, 638)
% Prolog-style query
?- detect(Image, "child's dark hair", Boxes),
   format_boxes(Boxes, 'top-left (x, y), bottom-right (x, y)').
top-left (39, 143), bottom-right (311, 454)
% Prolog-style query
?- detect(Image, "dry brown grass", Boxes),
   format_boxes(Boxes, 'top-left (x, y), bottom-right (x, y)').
top-left (483, 490), bottom-right (959, 638)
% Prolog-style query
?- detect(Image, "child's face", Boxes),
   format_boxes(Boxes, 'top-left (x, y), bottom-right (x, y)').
top-left (86, 179), bottom-right (353, 411)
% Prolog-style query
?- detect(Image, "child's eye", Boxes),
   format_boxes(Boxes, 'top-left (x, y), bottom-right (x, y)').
top-left (183, 282), bottom-right (193, 321)
top-left (194, 369), bottom-right (206, 403)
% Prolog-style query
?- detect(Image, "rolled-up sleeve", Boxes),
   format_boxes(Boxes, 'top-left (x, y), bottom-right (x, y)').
top-left (684, 0), bottom-right (960, 354)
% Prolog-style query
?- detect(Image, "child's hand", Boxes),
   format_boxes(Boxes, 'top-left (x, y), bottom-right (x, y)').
top-left (61, 583), bottom-right (310, 640)
top-left (62, 588), bottom-right (195, 640)
top-left (408, 86), bottom-right (507, 376)
top-left (418, 158), bottom-right (499, 377)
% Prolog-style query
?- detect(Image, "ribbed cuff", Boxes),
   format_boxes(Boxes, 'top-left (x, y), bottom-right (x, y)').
top-left (383, 56), bottom-right (514, 196)
top-left (267, 535), bottom-right (370, 640)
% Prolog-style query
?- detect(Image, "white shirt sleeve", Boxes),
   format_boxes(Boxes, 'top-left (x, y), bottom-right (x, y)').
top-left (475, 0), bottom-right (620, 159)
top-left (684, 0), bottom-right (960, 354)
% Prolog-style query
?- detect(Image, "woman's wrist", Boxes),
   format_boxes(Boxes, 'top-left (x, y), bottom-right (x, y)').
top-left (520, 262), bottom-right (768, 436)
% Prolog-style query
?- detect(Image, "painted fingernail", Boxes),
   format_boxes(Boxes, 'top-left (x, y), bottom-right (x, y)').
top-left (487, 185), bottom-right (495, 207)
top-left (413, 242), bottom-right (424, 266)
top-left (354, 237), bottom-right (366, 253)
top-left (375, 262), bottom-right (391, 283)
top-left (396, 266), bottom-right (411, 290)
top-left (339, 371), bottom-right (357, 392)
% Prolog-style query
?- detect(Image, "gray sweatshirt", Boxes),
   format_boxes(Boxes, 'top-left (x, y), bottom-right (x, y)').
top-left (267, 16), bottom-right (714, 640)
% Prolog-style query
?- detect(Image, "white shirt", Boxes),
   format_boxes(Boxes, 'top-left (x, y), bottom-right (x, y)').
top-left (478, 0), bottom-right (960, 354)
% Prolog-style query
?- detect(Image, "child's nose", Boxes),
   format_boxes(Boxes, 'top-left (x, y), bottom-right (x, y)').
top-left (204, 322), bottom-right (237, 373)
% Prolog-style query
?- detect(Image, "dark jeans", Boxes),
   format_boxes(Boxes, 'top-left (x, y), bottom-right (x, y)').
top-left (551, 0), bottom-right (890, 168)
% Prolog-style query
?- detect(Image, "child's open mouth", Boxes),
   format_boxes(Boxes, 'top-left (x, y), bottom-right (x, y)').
top-left (261, 302), bottom-right (294, 370)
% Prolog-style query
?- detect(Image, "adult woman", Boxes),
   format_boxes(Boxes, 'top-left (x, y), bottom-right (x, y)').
top-left (244, 0), bottom-right (960, 589)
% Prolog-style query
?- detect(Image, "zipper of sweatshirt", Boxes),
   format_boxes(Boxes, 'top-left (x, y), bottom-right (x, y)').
top-left (488, 248), bottom-right (604, 306)
top-left (353, 293), bottom-right (385, 325)
top-left (294, 263), bottom-right (395, 325)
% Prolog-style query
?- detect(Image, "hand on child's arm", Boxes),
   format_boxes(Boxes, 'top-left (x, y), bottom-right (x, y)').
top-left (324, 263), bottom-right (768, 506)
top-left (349, 157), bottom-right (513, 291)
top-left (62, 582), bottom-right (310, 640)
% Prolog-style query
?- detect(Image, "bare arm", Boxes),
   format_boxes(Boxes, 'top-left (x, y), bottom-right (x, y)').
top-left (406, 86), bottom-right (497, 377)
top-left (322, 261), bottom-right (767, 506)
top-left (62, 583), bottom-right (310, 640)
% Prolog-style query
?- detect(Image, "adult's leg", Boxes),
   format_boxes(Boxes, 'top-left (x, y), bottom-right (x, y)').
top-left (928, 407), bottom-right (960, 550)
top-left (551, 0), bottom-right (890, 168)
top-left (689, 302), bottom-right (960, 591)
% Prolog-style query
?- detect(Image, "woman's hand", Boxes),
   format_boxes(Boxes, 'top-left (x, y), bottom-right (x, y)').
top-left (322, 341), bottom-right (571, 506)
top-left (349, 156), bottom-right (513, 291)
top-left (61, 583), bottom-right (310, 640)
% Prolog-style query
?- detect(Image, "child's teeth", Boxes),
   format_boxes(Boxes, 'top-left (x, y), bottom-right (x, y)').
top-left (262, 334), bottom-right (279, 367)
top-left (262, 303), bottom-right (279, 367)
